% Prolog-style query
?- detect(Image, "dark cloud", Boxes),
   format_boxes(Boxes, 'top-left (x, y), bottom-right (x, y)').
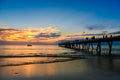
top-left (0, 28), bottom-right (18, 31)
top-left (35, 32), bottom-right (61, 39)
top-left (109, 31), bottom-right (120, 34)
top-left (50, 33), bottom-right (61, 37)
top-left (86, 24), bottom-right (120, 30)
top-left (86, 24), bottom-right (106, 30)
top-left (66, 33), bottom-right (103, 38)
top-left (85, 33), bottom-right (103, 36)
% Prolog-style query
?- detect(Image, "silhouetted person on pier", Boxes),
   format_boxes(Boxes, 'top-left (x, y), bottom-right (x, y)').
top-left (110, 35), bottom-right (112, 38)
top-left (91, 36), bottom-right (95, 40)
top-left (105, 35), bottom-right (107, 38)
top-left (86, 37), bottom-right (88, 40)
top-left (103, 35), bottom-right (107, 39)
top-left (103, 35), bottom-right (104, 39)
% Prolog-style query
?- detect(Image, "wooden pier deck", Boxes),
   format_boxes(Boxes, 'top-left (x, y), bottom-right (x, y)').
top-left (58, 35), bottom-right (120, 56)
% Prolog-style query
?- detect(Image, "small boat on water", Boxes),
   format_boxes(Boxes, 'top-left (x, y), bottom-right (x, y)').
top-left (27, 44), bottom-right (32, 46)
top-left (27, 40), bottom-right (32, 46)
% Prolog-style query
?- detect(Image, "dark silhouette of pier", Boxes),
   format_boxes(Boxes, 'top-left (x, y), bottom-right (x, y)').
top-left (59, 35), bottom-right (120, 56)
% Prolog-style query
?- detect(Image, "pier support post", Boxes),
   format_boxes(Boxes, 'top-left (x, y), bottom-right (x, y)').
top-left (82, 43), bottom-right (85, 50)
top-left (108, 41), bottom-right (113, 56)
top-left (90, 43), bottom-right (94, 54)
top-left (91, 43), bottom-right (93, 51)
top-left (96, 42), bottom-right (101, 55)
top-left (87, 43), bottom-right (90, 52)
top-left (78, 44), bottom-right (81, 50)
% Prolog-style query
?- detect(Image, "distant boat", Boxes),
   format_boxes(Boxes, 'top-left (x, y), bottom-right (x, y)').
top-left (27, 40), bottom-right (32, 46)
top-left (27, 44), bottom-right (32, 46)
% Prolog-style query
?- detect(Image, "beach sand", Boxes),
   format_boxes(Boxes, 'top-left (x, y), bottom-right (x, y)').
top-left (0, 58), bottom-right (120, 80)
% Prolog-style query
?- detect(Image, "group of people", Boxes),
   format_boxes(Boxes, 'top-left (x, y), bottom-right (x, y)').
top-left (85, 35), bottom-right (113, 40)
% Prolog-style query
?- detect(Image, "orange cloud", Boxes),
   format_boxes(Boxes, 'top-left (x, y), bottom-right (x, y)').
top-left (0, 26), bottom-right (61, 42)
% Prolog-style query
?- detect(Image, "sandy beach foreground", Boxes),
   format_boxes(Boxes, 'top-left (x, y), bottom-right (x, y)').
top-left (0, 58), bottom-right (120, 80)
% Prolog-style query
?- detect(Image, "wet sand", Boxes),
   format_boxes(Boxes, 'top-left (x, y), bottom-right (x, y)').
top-left (0, 58), bottom-right (120, 80)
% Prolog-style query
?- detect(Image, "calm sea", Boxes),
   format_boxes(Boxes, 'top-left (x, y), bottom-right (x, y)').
top-left (0, 45), bottom-right (76, 66)
top-left (0, 45), bottom-right (75, 56)
top-left (0, 43), bottom-right (119, 67)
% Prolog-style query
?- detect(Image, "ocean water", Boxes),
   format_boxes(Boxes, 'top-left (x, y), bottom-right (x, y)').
top-left (0, 45), bottom-right (76, 66)
top-left (0, 45), bottom-right (75, 56)
top-left (0, 43), bottom-right (119, 67)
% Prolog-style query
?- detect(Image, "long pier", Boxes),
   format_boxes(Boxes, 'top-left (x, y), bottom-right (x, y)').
top-left (59, 35), bottom-right (120, 56)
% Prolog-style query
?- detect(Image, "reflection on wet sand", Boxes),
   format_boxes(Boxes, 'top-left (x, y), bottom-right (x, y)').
top-left (0, 59), bottom-right (90, 79)
top-left (0, 63), bottom-right (57, 78)
top-left (0, 58), bottom-right (120, 80)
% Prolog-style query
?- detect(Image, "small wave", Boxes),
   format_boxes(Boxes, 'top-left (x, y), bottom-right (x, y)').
top-left (0, 58), bottom-right (74, 67)
top-left (0, 52), bottom-right (85, 58)
top-left (0, 52), bottom-right (85, 67)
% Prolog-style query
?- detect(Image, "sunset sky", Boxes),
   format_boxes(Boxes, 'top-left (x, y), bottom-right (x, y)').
top-left (0, 0), bottom-right (120, 44)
